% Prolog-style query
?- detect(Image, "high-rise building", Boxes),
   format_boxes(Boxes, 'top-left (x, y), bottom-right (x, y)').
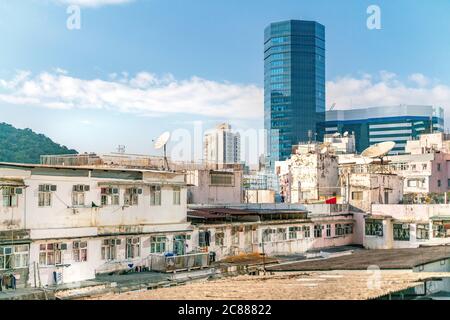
top-left (264, 20), bottom-right (326, 168)
top-left (204, 123), bottom-right (241, 165)
top-left (323, 105), bottom-right (445, 154)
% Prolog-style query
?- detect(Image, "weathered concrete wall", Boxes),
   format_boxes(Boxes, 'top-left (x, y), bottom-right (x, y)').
top-left (187, 170), bottom-right (243, 205)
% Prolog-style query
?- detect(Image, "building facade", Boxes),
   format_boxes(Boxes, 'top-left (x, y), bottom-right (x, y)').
top-left (204, 123), bottom-right (241, 165)
top-left (275, 144), bottom-right (339, 204)
top-left (264, 20), bottom-right (326, 168)
top-left (365, 204), bottom-right (450, 249)
top-left (323, 105), bottom-right (445, 154)
top-left (0, 162), bottom-right (190, 287)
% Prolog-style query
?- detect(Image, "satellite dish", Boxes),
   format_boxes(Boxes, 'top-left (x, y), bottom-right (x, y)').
top-left (332, 132), bottom-right (341, 138)
top-left (361, 141), bottom-right (396, 158)
top-left (154, 131), bottom-right (170, 150)
top-left (343, 131), bottom-right (349, 137)
top-left (153, 131), bottom-right (171, 170)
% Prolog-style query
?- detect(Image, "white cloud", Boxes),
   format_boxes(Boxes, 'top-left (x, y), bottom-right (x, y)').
top-left (327, 72), bottom-right (450, 124)
top-left (0, 70), bottom-right (263, 120)
top-left (409, 73), bottom-right (430, 87)
top-left (54, 0), bottom-right (134, 8)
top-left (2, 69), bottom-right (448, 125)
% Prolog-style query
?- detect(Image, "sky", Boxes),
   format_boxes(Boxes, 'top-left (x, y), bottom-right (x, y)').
top-left (1, 0), bottom-right (450, 158)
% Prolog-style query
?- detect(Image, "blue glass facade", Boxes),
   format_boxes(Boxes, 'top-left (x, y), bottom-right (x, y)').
top-left (264, 20), bottom-right (325, 168)
top-left (322, 105), bottom-right (445, 154)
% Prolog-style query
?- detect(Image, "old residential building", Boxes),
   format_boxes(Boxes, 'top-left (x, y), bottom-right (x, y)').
top-left (275, 144), bottom-right (339, 203)
top-left (188, 204), bottom-right (356, 261)
top-left (365, 204), bottom-right (450, 249)
top-left (0, 162), bottom-right (190, 287)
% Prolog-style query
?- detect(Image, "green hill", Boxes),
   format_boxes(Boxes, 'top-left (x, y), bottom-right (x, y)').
top-left (0, 122), bottom-right (77, 164)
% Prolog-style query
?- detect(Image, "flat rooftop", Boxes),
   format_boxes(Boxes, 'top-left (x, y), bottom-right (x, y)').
top-left (87, 270), bottom-right (450, 300)
top-left (268, 246), bottom-right (450, 271)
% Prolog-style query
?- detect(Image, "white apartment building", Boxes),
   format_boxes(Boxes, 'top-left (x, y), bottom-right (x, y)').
top-left (204, 123), bottom-right (241, 165)
top-left (0, 162), bottom-right (190, 287)
top-left (365, 204), bottom-right (450, 249)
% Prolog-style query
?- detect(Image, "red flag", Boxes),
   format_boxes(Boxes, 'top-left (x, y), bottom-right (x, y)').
top-left (325, 197), bottom-right (337, 204)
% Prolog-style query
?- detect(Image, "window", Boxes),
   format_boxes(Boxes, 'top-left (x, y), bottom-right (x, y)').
top-left (73, 241), bottom-right (88, 262)
top-left (0, 245), bottom-right (28, 270)
top-left (173, 187), bottom-right (181, 205)
top-left (124, 188), bottom-right (141, 206)
top-left (215, 231), bottom-right (225, 246)
top-left (72, 184), bottom-right (89, 206)
top-left (416, 224), bottom-right (429, 240)
top-left (101, 239), bottom-right (120, 260)
top-left (351, 191), bottom-right (363, 201)
top-left (344, 224), bottom-right (353, 235)
top-left (209, 173), bottom-right (234, 186)
top-left (276, 228), bottom-right (287, 241)
top-left (126, 237), bottom-right (140, 259)
top-left (314, 225), bottom-right (322, 238)
top-left (326, 224), bottom-right (331, 237)
top-left (303, 226), bottom-right (311, 238)
top-left (288, 227), bottom-right (301, 239)
top-left (101, 187), bottom-right (119, 206)
top-left (198, 231), bottom-right (211, 248)
top-left (438, 163), bottom-right (442, 171)
top-left (39, 243), bottom-right (63, 266)
top-left (231, 227), bottom-right (240, 245)
top-left (393, 224), bottom-right (410, 241)
top-left (150, 236), bottom-right (167, 253)
top-left (2, 187), bottom-right (21, 207)
top-left (438, 180), bottom-right (442, 188)
top-left (262, 229), bottom-right (275, 242)
top-left (422, 164), bottom-right (427, 170)
top-left (365, 220), bottom-right (383, 236)
top-left (335, 224), bottom-right (345, 236)
top-left (433, 222), bottom-right (450, 238)
top-left (38, 184), bottom-right (55, 207)
top-left (150, 186), bottom-right (161, 206)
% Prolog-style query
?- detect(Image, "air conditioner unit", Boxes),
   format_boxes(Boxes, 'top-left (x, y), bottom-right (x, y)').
top-left (50, 185), bottom-right (57, 192)
top-left (4, 247), bottom-right (12, 255)
top-left (137, 188), bottom-right (143, 194)
top-left (84, 185), bottom-right (90, 192)
top-left (112, 188), bottom-right (119, 194)
top-left (57, 243), bottom-right (68, 250)
top-left (15, 188), bottom-right (23, 195)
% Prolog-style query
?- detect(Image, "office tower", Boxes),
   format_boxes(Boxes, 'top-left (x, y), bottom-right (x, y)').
top-left (264, 20), bottom-right (325, 168)
top-left (324, 105), bottom-right (445, 154)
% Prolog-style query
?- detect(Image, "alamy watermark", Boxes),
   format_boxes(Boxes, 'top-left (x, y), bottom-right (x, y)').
top-left (367, 5), bottom-right (381, 30)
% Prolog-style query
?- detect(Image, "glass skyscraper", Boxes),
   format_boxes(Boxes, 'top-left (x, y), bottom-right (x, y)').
top-left (264, 20), bottom-right (325, 168)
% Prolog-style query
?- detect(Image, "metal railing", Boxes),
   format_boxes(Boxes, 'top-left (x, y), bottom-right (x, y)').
top-left (148, 253), bottom-right (209, 272)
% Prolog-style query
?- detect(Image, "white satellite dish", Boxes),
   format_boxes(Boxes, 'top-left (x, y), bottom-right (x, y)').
top-left (153, 131), bottom-right (171, 170)
top-left (154, 131), bottom-right (170, 150)
top-left (343, 131), bottom-right (349, 137)
top-left (361, 141), bottom-right (396, 158)
top-left (332, 132), bottom-right (341, 138)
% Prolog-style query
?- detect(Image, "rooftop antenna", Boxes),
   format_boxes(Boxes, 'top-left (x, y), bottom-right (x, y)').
top-left (153, 131), bottom-right (171, 171)
top-left (329, 102), bottom-right (336, 111)
top-left (117, 145), bottom-right (126, 154)
top-left (361, 141), bottom-right (396, 169)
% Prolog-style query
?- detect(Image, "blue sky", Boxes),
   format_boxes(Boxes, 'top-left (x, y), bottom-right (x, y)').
top-left (1, 0), bottom-right (450, 156)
